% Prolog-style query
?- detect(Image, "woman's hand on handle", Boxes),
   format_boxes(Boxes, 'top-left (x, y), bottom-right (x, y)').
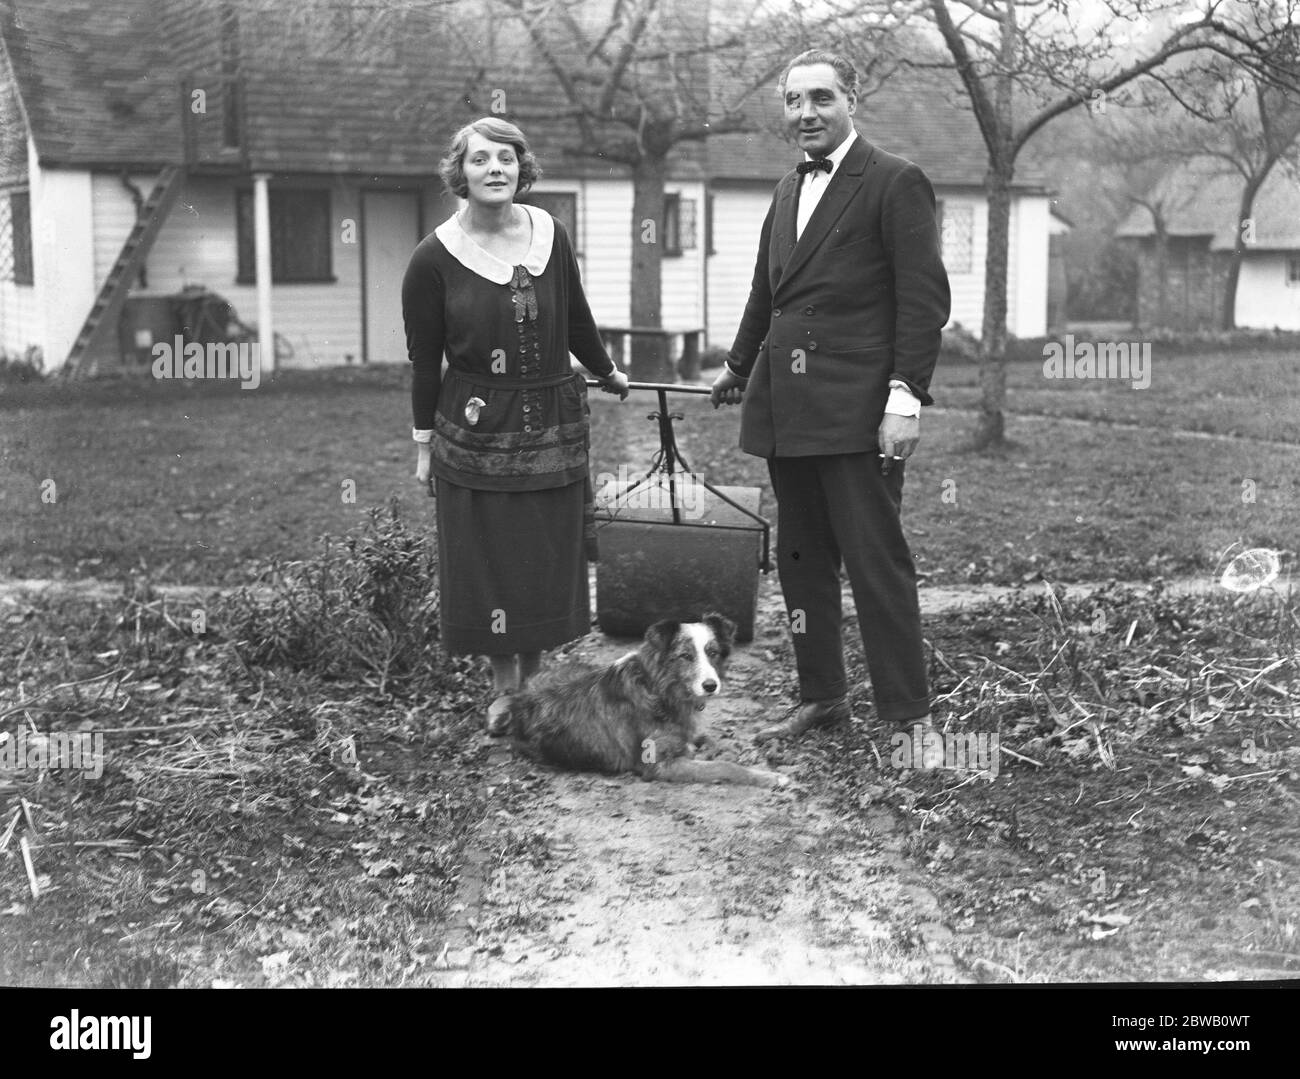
top-left (599, 370), bottom-right (630, 400)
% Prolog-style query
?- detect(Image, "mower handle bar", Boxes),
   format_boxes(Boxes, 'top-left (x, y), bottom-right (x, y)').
top-left (584, 378), bottom-right (712, 395)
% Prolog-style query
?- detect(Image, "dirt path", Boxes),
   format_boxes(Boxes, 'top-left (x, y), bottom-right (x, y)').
top-left (0, 569), bottom-right (1228, 986)
top-left (424, 572), bottom-right (1224, 987)
top-left (0, 572), bottom-right (1218, 608)
top-left (429, 629), bottom-right (962, 987)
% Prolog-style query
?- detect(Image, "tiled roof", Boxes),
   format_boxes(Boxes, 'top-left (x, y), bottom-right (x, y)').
top-left (1116, 156), bottom-right (1300, 249)
top-left (0, 0), bottom-right (1039, 189)
top-left (0, 0), bottom-right (181, 167)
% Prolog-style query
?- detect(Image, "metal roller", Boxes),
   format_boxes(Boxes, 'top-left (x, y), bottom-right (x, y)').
top-left (586, 379), bottom-right (772, 642)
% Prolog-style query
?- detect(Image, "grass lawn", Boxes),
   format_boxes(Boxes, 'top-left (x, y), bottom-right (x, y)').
top-left (1, 347), bottom-right (1297, 587)
top-left (1, 350), bottom-right (1297, 987)
top-left (759, 584), bottom-right (1300, 982)
top-left (937, 346), bottom-right (1300, 445)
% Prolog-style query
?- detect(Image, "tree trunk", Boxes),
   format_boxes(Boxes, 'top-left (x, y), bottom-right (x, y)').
top-left (629, 152), bottom-right (671, 382)
top-left (1221, 174), bottom-right (1265, 331)
top-left (974, 162), bottom-right (1013, 449)
top-left (1152, 212), bottom-right (1168, 328)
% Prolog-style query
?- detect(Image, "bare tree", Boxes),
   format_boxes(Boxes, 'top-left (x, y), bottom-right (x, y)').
top-left (1089, 108), bottom-right (1219, 327)
top-left (1193, 35), bottom-right (1300, 328)
top-left (887, 0), bottom-right (1300, 448)
top-left (480, 0), bottom-right (900, 378)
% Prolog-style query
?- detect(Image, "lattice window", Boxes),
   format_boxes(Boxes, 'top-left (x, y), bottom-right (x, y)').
top-left (0, 195), bottom-right (12, 283)
top-left (664, 194), bottom-right (696, 257)
top-left (938, 200), bottom-right (973, 274)
top-left (2, 191), bottom-right (32, 284)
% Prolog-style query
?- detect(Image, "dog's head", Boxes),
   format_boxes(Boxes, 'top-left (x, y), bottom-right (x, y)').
top-left (643, 612), bottom-right (737, 700)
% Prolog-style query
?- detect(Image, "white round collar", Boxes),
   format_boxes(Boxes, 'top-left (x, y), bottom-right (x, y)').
top-left (434, 203), bottom-right (555, 284)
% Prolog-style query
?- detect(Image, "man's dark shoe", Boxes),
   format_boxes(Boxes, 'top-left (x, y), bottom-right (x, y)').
top-left (755, 697), bottom-right (852, 743)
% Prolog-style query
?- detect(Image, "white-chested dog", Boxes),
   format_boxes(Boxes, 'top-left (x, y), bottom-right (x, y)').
top-left (487, 613), bottom-right (787, 787)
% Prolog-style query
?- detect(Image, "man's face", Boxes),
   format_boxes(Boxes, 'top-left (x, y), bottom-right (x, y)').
top-left (783, 63), bottom-right (856, 158)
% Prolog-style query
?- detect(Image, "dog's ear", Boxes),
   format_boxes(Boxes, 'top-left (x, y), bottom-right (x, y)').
top-left (702, 612), bottom-right (737, 649)
top-left (644, 619), bottom-right (681, 655)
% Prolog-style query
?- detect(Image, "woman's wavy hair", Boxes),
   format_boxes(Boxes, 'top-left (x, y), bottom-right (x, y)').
top-left (438, 117), bottom-right (542, 200)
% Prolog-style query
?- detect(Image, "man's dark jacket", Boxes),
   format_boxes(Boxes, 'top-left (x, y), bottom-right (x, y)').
top-left (728, 132), bottom-right (952, 457)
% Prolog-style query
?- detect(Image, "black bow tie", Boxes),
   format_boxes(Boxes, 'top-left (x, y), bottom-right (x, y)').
top-left (797, 158), bottom-right (832, 176)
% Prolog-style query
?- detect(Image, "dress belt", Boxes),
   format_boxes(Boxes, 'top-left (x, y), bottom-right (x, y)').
top-left (447, 368), bottom-right (581, 391)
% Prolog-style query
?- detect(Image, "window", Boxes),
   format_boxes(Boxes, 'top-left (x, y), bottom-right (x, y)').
top-left (519, 191), bottom-right (577, 247)
top-left (937, 199), bottom-right (973, 274)
top-left (235, 188), bottom-right (333, 283)
top-left (10, 190), bottom-right (32, 285)
top-left (663, 193), bottom-right (697, 257)
top-left (1288, 256), bottom-right (1300, 287)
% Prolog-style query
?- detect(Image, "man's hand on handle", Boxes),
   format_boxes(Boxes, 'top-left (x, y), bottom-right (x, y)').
top-left (877, 413), bottom-right (919, 475)
top-left (710, 367), bottom-right (745, 409)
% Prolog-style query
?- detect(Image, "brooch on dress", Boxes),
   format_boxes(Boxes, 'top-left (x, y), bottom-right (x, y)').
top-left (511, 266), bottom-right (538, 323)
top-left (464, 396), bottom-right (486, 425)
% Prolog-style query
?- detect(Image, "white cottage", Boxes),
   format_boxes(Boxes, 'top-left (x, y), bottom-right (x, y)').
top-left (1116, 156), bottom-right (1300, 331)
top-left (0, 0), bottom-right (1053, 377)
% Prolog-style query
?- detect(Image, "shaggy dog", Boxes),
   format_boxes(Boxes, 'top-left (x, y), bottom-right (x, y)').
top-left (487, 613), bottom-right (787, 787)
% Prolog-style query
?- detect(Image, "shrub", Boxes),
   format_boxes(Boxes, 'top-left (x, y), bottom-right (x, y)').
top-left (939, 323), bottom-right (981, 363)
top-left (216, 500), bottom-right (463, 694)
top-left (0, 346), bottom-right (45, 384)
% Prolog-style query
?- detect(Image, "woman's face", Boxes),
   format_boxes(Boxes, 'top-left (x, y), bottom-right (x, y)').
top-left (462, 132), bottom-right (520, 207)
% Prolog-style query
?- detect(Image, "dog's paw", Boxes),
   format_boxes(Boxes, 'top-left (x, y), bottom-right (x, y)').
top-left (753, 768), bottom-right (792, 789)
top-left (485, 696), bottom-right (513, 737)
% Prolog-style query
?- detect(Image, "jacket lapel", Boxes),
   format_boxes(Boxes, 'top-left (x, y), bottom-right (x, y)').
top-left (770, 173), bottom-right (800, 291)
top-left (774, 134), bottom-right (872, 299)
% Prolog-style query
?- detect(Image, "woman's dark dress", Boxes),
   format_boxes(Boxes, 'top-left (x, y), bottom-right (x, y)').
top-left (402, 206), bottom-right (615, 655)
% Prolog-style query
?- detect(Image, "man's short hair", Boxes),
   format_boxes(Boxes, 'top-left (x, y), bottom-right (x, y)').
top-left (438, 117), bottom-right (542, 200)
top-left (778, 49), bottom-right (860, 98)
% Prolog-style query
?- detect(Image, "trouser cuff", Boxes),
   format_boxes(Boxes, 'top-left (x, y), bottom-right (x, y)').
top-left (876, 696), bottom-right (931, 725)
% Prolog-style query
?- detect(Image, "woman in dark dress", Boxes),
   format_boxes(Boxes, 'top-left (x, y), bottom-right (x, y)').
top-left (403, 117), bottom-right (628, 717)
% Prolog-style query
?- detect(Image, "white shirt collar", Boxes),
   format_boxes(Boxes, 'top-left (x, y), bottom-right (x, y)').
top-left (802, 128), bottom-right (858, 178)
top-left (434, 203), bottom-right (554, 284)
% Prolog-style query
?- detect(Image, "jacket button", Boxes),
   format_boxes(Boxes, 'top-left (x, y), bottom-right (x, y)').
top-left (808, 341), bottom-right (818, 350)
top-left (773, 307), bottom-right (782, 317)
top-left (804, 305), bottom-right (816, 315)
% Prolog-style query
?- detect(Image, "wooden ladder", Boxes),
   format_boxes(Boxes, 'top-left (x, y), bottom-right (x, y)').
top-left (66, 165), bottom-right (187, 376)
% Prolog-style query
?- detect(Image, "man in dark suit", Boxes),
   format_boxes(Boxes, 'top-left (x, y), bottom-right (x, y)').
top-left (711, 48), bottom-right (950, 741)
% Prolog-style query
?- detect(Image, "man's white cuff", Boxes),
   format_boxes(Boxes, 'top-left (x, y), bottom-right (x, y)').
top-left (884, 381), bottom-right (921, 418)
top-left (412, 428), bottom-right (433, 443)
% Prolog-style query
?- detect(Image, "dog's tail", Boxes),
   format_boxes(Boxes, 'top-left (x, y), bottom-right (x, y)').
top-left (485, 695), bottom-right (517, 738)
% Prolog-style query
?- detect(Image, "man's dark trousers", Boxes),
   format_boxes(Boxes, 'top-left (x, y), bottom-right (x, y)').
top-left (767, 452), bottom-right (929, 723)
